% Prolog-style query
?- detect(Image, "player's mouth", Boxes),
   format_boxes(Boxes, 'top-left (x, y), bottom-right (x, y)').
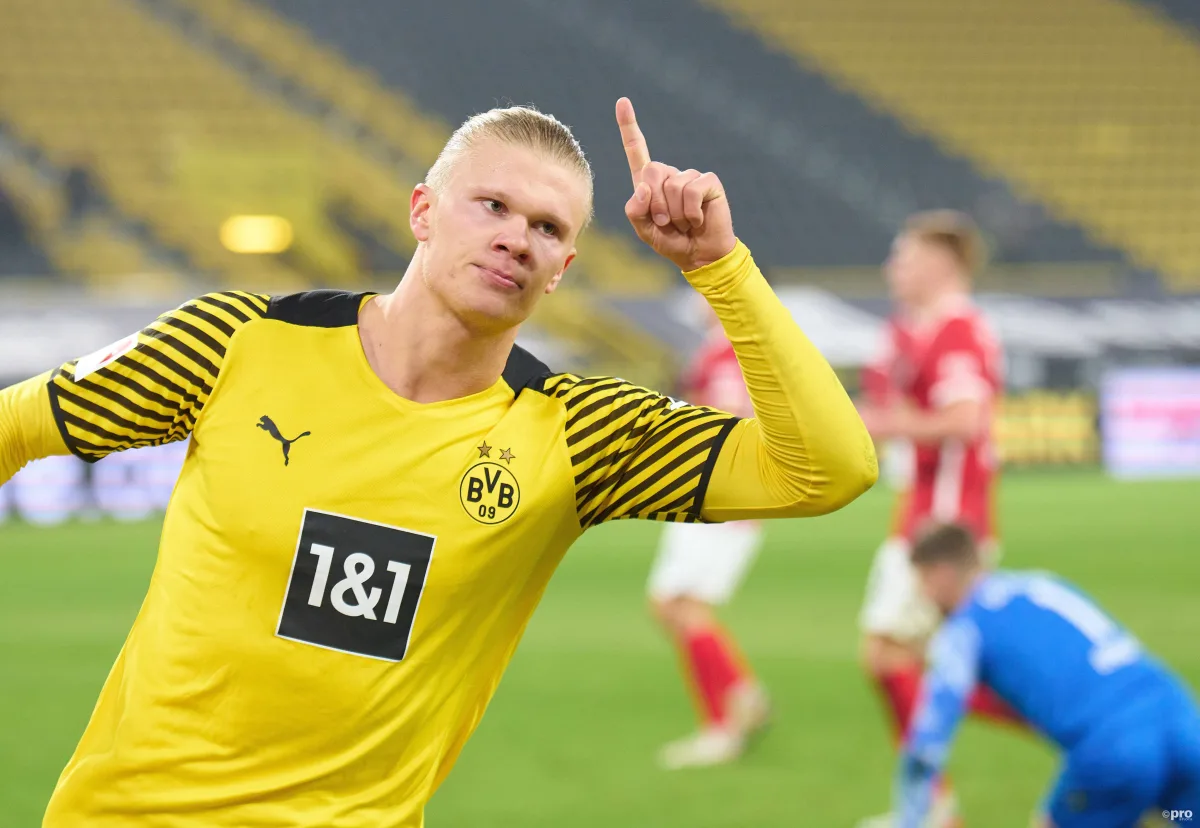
top-left (475, 265), bottom-right (522, 291)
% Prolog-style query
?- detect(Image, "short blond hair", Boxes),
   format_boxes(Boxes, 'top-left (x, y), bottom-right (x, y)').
top-left (427, 105), bottom-right (594, 226)
top-left (904, 209), bottom-right (986, 277)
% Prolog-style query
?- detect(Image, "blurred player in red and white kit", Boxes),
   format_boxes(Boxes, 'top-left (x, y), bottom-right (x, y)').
top-left (646, 299), bottom-right (770, 770)
top-left (856, 211), bottom-right (1023, 828)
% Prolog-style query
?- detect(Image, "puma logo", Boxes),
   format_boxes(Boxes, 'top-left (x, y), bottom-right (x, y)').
top-left (256, 415), bottom-right (311, 467)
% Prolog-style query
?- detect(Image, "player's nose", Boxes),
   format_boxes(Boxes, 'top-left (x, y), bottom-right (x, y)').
top-left (491, 222), bottom-right (532, 264)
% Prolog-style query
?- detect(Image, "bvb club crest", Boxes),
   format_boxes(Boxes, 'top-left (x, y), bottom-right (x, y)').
top-left (460, 452), bottom-right (520, 525)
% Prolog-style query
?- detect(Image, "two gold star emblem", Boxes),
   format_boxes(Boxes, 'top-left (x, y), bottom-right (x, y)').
top-left (476, 442), bottom-right (516, 464)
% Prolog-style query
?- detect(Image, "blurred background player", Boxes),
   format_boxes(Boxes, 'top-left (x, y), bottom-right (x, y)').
top-left (856, 210), bottom-right (1020, 826)
top-left (894, 523), bottom-right (1200, 828)
top-left (647, 297), bottom-right (770, 770)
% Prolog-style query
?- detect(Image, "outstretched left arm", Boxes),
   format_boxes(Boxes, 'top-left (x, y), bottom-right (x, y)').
top-left (895, 617), bottom-right (981, 828)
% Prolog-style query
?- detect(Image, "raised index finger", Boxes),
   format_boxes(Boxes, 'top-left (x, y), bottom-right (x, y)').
top-left (616, 97), bottom-right (651, 186)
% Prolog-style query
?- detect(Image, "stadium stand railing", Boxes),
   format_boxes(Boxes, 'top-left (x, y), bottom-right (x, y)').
top-left (706, 0), bottom-right (1200, 292)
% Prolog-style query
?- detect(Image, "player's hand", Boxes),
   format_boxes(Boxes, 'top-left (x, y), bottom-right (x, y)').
top-left (616, 97), bottom-right (736, 273)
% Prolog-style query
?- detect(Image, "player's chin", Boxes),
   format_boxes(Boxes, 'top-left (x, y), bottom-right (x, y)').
top-left (459, 290), bottom-right (536, 333)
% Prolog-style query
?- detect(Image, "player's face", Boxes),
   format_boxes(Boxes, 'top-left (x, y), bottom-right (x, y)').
top-left (410, 140), bottom-right (589, 333)
top-left (918, 563), bottom-right (968, 615)
top-left (884, 233), bottom-right (952, 309)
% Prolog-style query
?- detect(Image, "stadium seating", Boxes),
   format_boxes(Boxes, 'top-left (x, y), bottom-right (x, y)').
top-left (0, 130), bottom-right (166, 287)
top-left (0, 0), bottom-right (426, 293)
top-left (170, 0), bottom-right (680, 298)
top-left (707, 0), bottom-right (1200, 291)
top-left (251, 0), bottom-right (893, 271)
top-left (169, 0), bottom-right (681, 387)
top-left (0, 178), bottom-right (55, 279)
top-left (254, 0), bottom-right (1126, 283)
top-left (1139, 0), bottom-right (1200, 32)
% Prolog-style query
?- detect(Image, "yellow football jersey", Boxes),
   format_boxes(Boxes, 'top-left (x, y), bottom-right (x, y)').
top-left (39, 289), bottom-right (737, 827)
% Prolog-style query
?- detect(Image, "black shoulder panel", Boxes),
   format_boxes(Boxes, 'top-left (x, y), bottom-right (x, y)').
top-left (502, 343), bottom-right (552, 396)
top-left (266, 290), bottom-right (370, 328)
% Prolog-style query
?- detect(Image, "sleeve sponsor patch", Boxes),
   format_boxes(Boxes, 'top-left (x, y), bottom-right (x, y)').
top-left (73, 332), bottom-right (140, 382)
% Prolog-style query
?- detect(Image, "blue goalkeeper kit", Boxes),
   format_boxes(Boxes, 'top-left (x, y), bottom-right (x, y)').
top-left (897, 570), bottom-right (1200, 828)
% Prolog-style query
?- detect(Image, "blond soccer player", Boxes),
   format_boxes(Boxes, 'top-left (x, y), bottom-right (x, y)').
top-left (0, 98), bottom-right (877, 827)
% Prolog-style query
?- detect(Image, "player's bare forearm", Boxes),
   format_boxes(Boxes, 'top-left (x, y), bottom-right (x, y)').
top-left (0, 372), bottom-right (69, 485)
top-left (863, 399), bottom-right (983, 444)
top-left (688, 243), bottom-right (878, 520)
top-left (902, 409), bottom-right (975, 443)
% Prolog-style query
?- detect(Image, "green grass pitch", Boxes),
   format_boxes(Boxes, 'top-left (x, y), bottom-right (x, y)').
top-left (2, 470), bottom-right (1198, 826)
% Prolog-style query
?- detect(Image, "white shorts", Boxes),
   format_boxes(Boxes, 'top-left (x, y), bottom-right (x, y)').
top-left (647, 520), bottom-right (763, 605)
top-left (859, 538), bottom-right (941, 644)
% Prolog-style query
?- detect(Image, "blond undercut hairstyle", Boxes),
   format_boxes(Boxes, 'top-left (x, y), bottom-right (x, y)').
top-left (904, 209), bottom-right (987, 278)
top-left (426, 105), bottom-right (595, 228)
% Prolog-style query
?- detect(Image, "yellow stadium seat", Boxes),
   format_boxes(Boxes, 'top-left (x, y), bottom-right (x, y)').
top-left (706, 0), bottom-right (1200, 291)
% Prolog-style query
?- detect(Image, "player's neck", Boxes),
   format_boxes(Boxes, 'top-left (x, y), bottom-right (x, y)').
top-left (358, 275), bottom-right (517, 405)
top-left (909, 285), bottom-right (969, 326)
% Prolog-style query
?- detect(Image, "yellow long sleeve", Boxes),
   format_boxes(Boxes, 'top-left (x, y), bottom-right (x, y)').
top-left (685, 241), bottom-right (878, 521)
top-left (0, 371), bottom-right (70, 486)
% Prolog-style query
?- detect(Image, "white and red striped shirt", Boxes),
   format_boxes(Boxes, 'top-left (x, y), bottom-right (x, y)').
top-left (867, 298), bottom-right (1004, 541)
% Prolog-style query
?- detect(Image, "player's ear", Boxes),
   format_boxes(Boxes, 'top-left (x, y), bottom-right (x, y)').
top-left (544, 250), bottom-right (574, 295)
top-left (410, 184), bottom-right (434, 243)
